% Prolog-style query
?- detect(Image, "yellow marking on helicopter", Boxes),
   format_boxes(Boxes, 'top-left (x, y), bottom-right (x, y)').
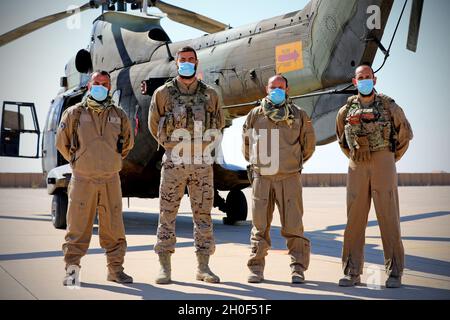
top-left (275, 41), bottom-right (304, 74)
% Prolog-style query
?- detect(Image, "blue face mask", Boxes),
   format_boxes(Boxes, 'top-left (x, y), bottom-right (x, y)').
top-left (268, 88), bottom-right (286, 105)
top-left (357, 79), bottom-right (374, 96)
top-left (90, 85), bottom-right (108, 102)
top-left (178, 62), bottom-right (196, 77)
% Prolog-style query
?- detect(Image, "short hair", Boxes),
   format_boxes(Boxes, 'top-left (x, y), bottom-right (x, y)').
top-left (281, 75), bottom-right (289, 88)
top-left (91, 70), bottom-right (111, 81)
top-left (355, 62), bottom-right (374, 76)
top-left (269, 74), bottom-right (289, 88)
top-left (176, 46), bottom-right (197, 60)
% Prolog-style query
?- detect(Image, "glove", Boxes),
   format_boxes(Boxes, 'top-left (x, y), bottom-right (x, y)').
top-left (354, 136), bottom-right (371, 162)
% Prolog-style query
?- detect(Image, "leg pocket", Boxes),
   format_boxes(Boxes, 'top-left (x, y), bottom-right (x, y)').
top-left (252, 177), bottom-right (270, 201)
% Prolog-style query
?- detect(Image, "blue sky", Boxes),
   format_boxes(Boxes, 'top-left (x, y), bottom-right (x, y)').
top-left (0, 0), bottom-right (449, 173)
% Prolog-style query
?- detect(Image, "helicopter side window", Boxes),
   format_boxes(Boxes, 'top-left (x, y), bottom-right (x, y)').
top-left (0, 101), bottom-right (40, 158)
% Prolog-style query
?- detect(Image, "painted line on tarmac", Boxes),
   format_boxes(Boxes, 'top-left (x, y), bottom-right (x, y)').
top-left (0, 264), bottom-right (38, 300)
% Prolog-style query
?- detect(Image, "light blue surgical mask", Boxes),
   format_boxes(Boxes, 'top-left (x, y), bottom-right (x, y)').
top-left (268, 88), bottom-right (286, 105)
top-left (357, 79), bottom-right (374, 96)
top-left (90, 85), bottom-right (108, 102)
top-left (178, 62), bottom-right (196, 77)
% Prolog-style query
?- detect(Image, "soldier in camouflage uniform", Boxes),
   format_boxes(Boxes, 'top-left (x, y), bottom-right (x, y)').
top-left (148, 46), bottom-right (224, 284)
top-left (336, 64), bottom-right (413, 288)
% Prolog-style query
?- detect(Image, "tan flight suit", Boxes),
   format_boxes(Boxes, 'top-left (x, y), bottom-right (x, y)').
top-left (336, 94), bottom-right (413, 277)
top-left (242, 99), bottom-right (316, 273)
top-left (56, 98), bottom-right (134, 273)
top-left (148, 78), bottom-right (224, 255)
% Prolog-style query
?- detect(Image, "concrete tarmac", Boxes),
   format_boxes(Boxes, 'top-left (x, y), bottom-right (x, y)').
top-left (0, 187), bottom-right (449, 300)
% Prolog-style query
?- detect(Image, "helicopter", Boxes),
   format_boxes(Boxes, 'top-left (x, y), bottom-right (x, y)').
top-left (0, 0), bottom-right (422, 228)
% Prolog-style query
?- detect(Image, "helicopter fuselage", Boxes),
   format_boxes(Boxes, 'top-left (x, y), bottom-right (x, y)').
top-left (43, 0), bottom-right (393, 197)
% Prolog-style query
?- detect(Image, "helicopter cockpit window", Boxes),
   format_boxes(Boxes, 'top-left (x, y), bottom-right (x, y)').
top-left (148, 28), bottom-right (171, 43)
top-left (0, 101), bottom-right (40, 158)
top-left (112, 90), bottom-right (122, 106)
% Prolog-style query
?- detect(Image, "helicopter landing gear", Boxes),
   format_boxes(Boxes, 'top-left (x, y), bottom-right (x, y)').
top-left (51, 190), bottom-right (68, 229)
top-left (214, 189), bottom-right (248, 225)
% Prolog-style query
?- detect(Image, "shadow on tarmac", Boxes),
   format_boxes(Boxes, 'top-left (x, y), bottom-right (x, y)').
top-left (80, 280), bottom-right (359, 300)
top-left (1, 210), bottom-right (450, 284)
top-left (78, 278), bottom-right (450, 300)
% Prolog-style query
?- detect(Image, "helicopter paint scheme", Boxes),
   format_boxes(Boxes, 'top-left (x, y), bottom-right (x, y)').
top-left (0, 0), bottom-right (422, 227)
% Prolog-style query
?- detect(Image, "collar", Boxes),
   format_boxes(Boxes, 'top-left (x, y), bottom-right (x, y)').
top-left (175, 77), bottom-right (199, 94)
top-left (355, 93), bottom-right (383, 106)
top-left (84, 95), bottom-right (113, 113)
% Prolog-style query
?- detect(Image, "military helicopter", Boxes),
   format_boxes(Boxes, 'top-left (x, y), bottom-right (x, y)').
top-left (0, 0), bottom-right (422, 228)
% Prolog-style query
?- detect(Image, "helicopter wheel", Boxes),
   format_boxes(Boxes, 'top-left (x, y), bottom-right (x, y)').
top-left (51, 191), bottom-right (68, 230)
top-left (222, 189), bottom-right (248, 225)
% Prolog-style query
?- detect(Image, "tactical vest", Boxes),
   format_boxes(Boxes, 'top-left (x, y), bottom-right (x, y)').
top-left (343, 94), bottom-right (396, 153)
top-left (160, 79), bottom-right (217, 143)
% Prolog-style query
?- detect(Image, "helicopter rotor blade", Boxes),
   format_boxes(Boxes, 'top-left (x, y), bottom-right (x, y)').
top-left (406, 0), bottom-right (424, 52)
top-left (0, 2), bottom-right (95, 47)
top-left (149, 0), bottom-right (229, 33)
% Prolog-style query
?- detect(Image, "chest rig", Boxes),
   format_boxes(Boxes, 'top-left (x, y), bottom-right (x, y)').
top-left (344, 95), bottom-right (395, 153)
top-left (162, 79), bottom-right (217, 141)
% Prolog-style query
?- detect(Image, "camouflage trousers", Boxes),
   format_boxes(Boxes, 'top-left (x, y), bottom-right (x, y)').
top-left (154, 159), bottom-right (216, 255)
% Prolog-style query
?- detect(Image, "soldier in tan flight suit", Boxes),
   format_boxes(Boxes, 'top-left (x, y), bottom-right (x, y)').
top-left (148, 46), bottom-right (225, 284)
top-left (242, 75), bottom-right (316, 284)
top-left (336, 64), bottom-right (413, 288)
top-left (56, 71), bottom-right (134, 286)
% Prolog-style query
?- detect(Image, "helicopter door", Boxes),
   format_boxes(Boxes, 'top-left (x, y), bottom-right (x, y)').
top-left (42, 97), bottom-right (64, 174)
top-left (0, 101), bottom-right (40, 158)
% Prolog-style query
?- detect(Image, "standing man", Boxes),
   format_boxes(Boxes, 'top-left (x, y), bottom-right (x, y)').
top-left (336, 64), bottom-right (413, 288)
top-left (148, 46), bottom-right (225, 284)
top-left (56, 71), bottom-right (134, 285)
top-left (242, 75), bottom-right (316, 284)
